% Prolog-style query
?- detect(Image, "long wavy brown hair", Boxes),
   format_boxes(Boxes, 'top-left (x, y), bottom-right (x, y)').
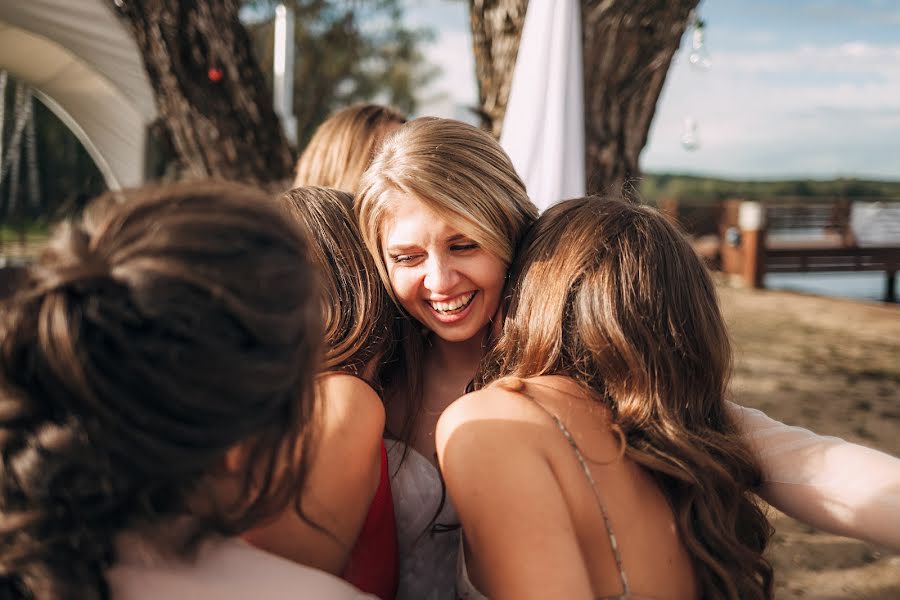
top-left (280, 186), bottom-right (395, 383)
top-left (480, 196), bottom-right (773, 600)
top-left (294, 103), bottom-right (407, 192)
top-left (0, 182), bottom-right (324, 599)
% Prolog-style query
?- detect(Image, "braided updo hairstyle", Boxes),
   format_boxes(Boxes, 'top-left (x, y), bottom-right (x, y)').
top-left (0, 182), bottom-right (323, 599)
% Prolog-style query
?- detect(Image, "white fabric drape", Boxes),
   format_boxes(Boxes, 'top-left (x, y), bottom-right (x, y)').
top-left (0, 0), bottom-right (156, 190)
top-left (499, 0), bottom-right (585, 212)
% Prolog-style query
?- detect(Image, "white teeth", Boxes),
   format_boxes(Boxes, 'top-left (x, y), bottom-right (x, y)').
top-left (430, 292), bottom-right (475, 314)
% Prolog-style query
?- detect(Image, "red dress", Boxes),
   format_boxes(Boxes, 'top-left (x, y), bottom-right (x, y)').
top-left (341, 442), bottom-right (399, 600)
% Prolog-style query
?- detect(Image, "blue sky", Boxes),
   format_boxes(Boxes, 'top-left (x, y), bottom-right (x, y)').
top-left (403, 0), bottom-right (900, 180)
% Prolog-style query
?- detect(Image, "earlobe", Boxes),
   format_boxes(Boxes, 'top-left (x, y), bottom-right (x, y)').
top-left (223, 442), bottom-right (252, 474)
top-left (489, 303), bottom-right (505, 341)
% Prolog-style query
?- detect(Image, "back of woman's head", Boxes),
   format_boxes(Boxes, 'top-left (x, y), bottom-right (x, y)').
top-left (294, 103), bottom-right (407, 193)
top-left (0, 182), bottom-right (323, 599)
top-left (484, 196), bottom-right (772, 600)
top-left (491, 196), bottom-right (730, 420)
top-left (355, 117), bottom-right (538, 300)
top-left (281, 186), bottom-right (394, 380)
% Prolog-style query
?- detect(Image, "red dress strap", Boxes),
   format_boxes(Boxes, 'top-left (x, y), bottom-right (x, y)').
top-left (341, 441), bottom-right (398, 600)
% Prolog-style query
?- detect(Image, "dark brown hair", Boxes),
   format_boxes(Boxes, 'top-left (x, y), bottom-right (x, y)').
top-left (294, 104), bottom-right (407, 193)
top-left (0, 182), bottom-right (323, 599)
top-left (481, 196), bottom-right (773, 600)
top-left (280, 186), bottom-right (394, 382)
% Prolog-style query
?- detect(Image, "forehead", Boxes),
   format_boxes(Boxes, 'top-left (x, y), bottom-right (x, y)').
top-left (381, 190), bottom-right (468, 243)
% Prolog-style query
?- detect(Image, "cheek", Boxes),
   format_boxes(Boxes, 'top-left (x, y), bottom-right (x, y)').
top-left (387, 267), bottom-right (420, 308)
top-left (480, 258), bottom-right (508, 295)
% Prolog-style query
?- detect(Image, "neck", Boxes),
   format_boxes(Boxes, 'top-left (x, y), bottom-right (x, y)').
top-left (428, 328), bottom-right (488, 377)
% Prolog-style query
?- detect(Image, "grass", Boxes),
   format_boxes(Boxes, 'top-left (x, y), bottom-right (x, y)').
top-left (0, 221), bottom-right (50, 259)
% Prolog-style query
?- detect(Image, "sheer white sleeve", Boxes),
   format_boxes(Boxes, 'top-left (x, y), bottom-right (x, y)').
top-left (728, 402), bottom-right (900, 551)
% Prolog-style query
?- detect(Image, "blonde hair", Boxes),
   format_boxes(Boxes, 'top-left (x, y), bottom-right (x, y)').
top-left (481, 196), bottom-right (773, 600)
top-left (356, 117), bottom-right (538, 304)
top-left (293, 104), bottom-right (406, 192)
top-left (280, 186), bottom-right (394, 382)
top-left (355, 117), bottom-right (538, 442)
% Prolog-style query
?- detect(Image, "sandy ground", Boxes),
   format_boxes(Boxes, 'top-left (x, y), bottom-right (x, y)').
top-left (718, 280), bottom-right (900, 599)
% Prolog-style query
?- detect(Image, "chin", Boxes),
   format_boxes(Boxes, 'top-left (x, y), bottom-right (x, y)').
top-left (430, 323), bottom-right (484, 344)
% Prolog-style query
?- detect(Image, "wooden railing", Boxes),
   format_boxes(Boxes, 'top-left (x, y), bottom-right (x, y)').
top-left (663, 198), bottom-right (900, 302)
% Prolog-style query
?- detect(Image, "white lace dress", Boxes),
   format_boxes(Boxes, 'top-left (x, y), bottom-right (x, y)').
top-left (387, 441), bottom-right (460, 600)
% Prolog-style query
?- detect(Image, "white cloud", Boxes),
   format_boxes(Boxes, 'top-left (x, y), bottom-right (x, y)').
top-left (642, 41), bottom-right (900, 179)
top-left (718, 42), bottom-right (900, 76)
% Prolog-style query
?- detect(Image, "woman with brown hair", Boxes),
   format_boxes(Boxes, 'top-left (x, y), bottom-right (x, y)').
top-left (437, 197), bottom-right (774, 599)
top-left (245, 186), bottom-right (398, 600)
top-left (294, 104), bottom-right (406, 192)
top-left (0, 182), bottom-right (375, 599)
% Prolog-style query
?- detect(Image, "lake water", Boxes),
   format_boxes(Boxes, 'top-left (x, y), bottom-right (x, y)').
top-left (762, 203), bottom-right (899, 304)
top-left (765, 271), bottom-right (895, 304)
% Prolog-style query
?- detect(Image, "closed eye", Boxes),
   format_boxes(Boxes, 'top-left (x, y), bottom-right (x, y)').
top-left (390, 253), bottom-right (420, 264)
top-left (451, 243), bottom-right (479, 252)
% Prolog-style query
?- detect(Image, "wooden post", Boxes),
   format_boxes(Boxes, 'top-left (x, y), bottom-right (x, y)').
top-left (718, 199), bottom-right (744, 276)
top-left (739, 202), bottom-right (766, 289)
top-left (658, 197), bottom-right (679, 221)
top-left (886, 270), bottom-right (897, 303)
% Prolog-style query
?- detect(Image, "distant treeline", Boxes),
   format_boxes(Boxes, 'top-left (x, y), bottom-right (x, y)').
top-left (639, 173), bottom-right (900, 206)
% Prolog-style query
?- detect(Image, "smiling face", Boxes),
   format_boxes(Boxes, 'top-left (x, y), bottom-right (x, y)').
top-left (380, 190), bottom-right (507, 343)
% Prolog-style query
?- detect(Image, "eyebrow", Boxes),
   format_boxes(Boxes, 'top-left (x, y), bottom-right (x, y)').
top-left (385, 243), bottom-right (421, 254)
top-left (386, 233), bottom-right (472, 251)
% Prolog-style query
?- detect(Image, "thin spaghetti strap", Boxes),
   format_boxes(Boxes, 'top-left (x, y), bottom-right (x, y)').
top-left (507, 378), bottom-right (631, 599)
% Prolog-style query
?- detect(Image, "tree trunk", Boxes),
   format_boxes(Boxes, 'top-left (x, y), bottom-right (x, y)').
top-left (468, 0), bottom-right (527, 138)
top-left (468, 0), bottom-right (697, 194)
top-left (582, 0), bottom-right (698, 195)
top-left (111, 0), bottom-right (293, 186)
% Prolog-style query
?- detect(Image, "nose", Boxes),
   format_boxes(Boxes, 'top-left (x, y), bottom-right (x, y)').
top-left (423, 254), bottom-right (461, 293)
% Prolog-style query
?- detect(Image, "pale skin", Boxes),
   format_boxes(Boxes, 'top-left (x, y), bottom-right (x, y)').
top-left (436, 375), bottom-right (697, 600)
top-left (243, 373), bottom-right (385, 575)
top-left (380, 190), bottom-right (506, 464)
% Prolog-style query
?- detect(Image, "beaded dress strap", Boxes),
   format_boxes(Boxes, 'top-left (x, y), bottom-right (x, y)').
top-left (519, 383), bottom-right (631, 599)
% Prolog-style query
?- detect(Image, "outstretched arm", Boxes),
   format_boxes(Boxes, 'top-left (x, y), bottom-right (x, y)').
top-left (729, 402), bottom-right (900, 550)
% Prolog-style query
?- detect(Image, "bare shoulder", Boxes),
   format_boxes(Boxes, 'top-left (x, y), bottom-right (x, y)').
top-left (438, 382), bottom-right (555, 435)
top-left (316, 372), bottom-right (385, 438)
top-left (436, 383), bottom-right (553, 470)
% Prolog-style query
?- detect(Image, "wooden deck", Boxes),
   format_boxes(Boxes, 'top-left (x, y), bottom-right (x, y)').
top-left (669, 198), bottom-right (900, 302)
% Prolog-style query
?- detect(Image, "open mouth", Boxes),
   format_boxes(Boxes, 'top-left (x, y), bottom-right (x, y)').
top-left (428, 291), bottom-right (476, 315)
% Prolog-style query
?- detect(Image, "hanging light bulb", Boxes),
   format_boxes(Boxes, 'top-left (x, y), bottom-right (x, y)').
top-left (689, 18), bottom-right (712, 71)
top-left (681, 116), bottom-right (700, 151)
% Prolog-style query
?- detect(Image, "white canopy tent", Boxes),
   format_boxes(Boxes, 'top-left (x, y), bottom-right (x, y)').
top-left (0, 0), bottom-right (156, 190)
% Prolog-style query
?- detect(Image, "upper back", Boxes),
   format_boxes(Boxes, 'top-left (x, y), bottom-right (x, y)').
top-left (438, 375), bottom-right (697, 600)
top-left (108, 534), bottom-right (376, 600)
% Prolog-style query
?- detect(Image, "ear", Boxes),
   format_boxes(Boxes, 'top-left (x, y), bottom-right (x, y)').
top-left (489, 301), bottom-right (506, 342)
top-left (223, 440), bottom-right (254, 474)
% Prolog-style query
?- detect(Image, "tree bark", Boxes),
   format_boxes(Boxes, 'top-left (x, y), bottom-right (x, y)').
top-left (468, 0), bottom-right (527, 138)
top-left (582, 0), bottom-right (698, 195)
top-left (111, 0), bottom-right (293, 186)
top-left (468, 0), bottom-right (698, 195)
